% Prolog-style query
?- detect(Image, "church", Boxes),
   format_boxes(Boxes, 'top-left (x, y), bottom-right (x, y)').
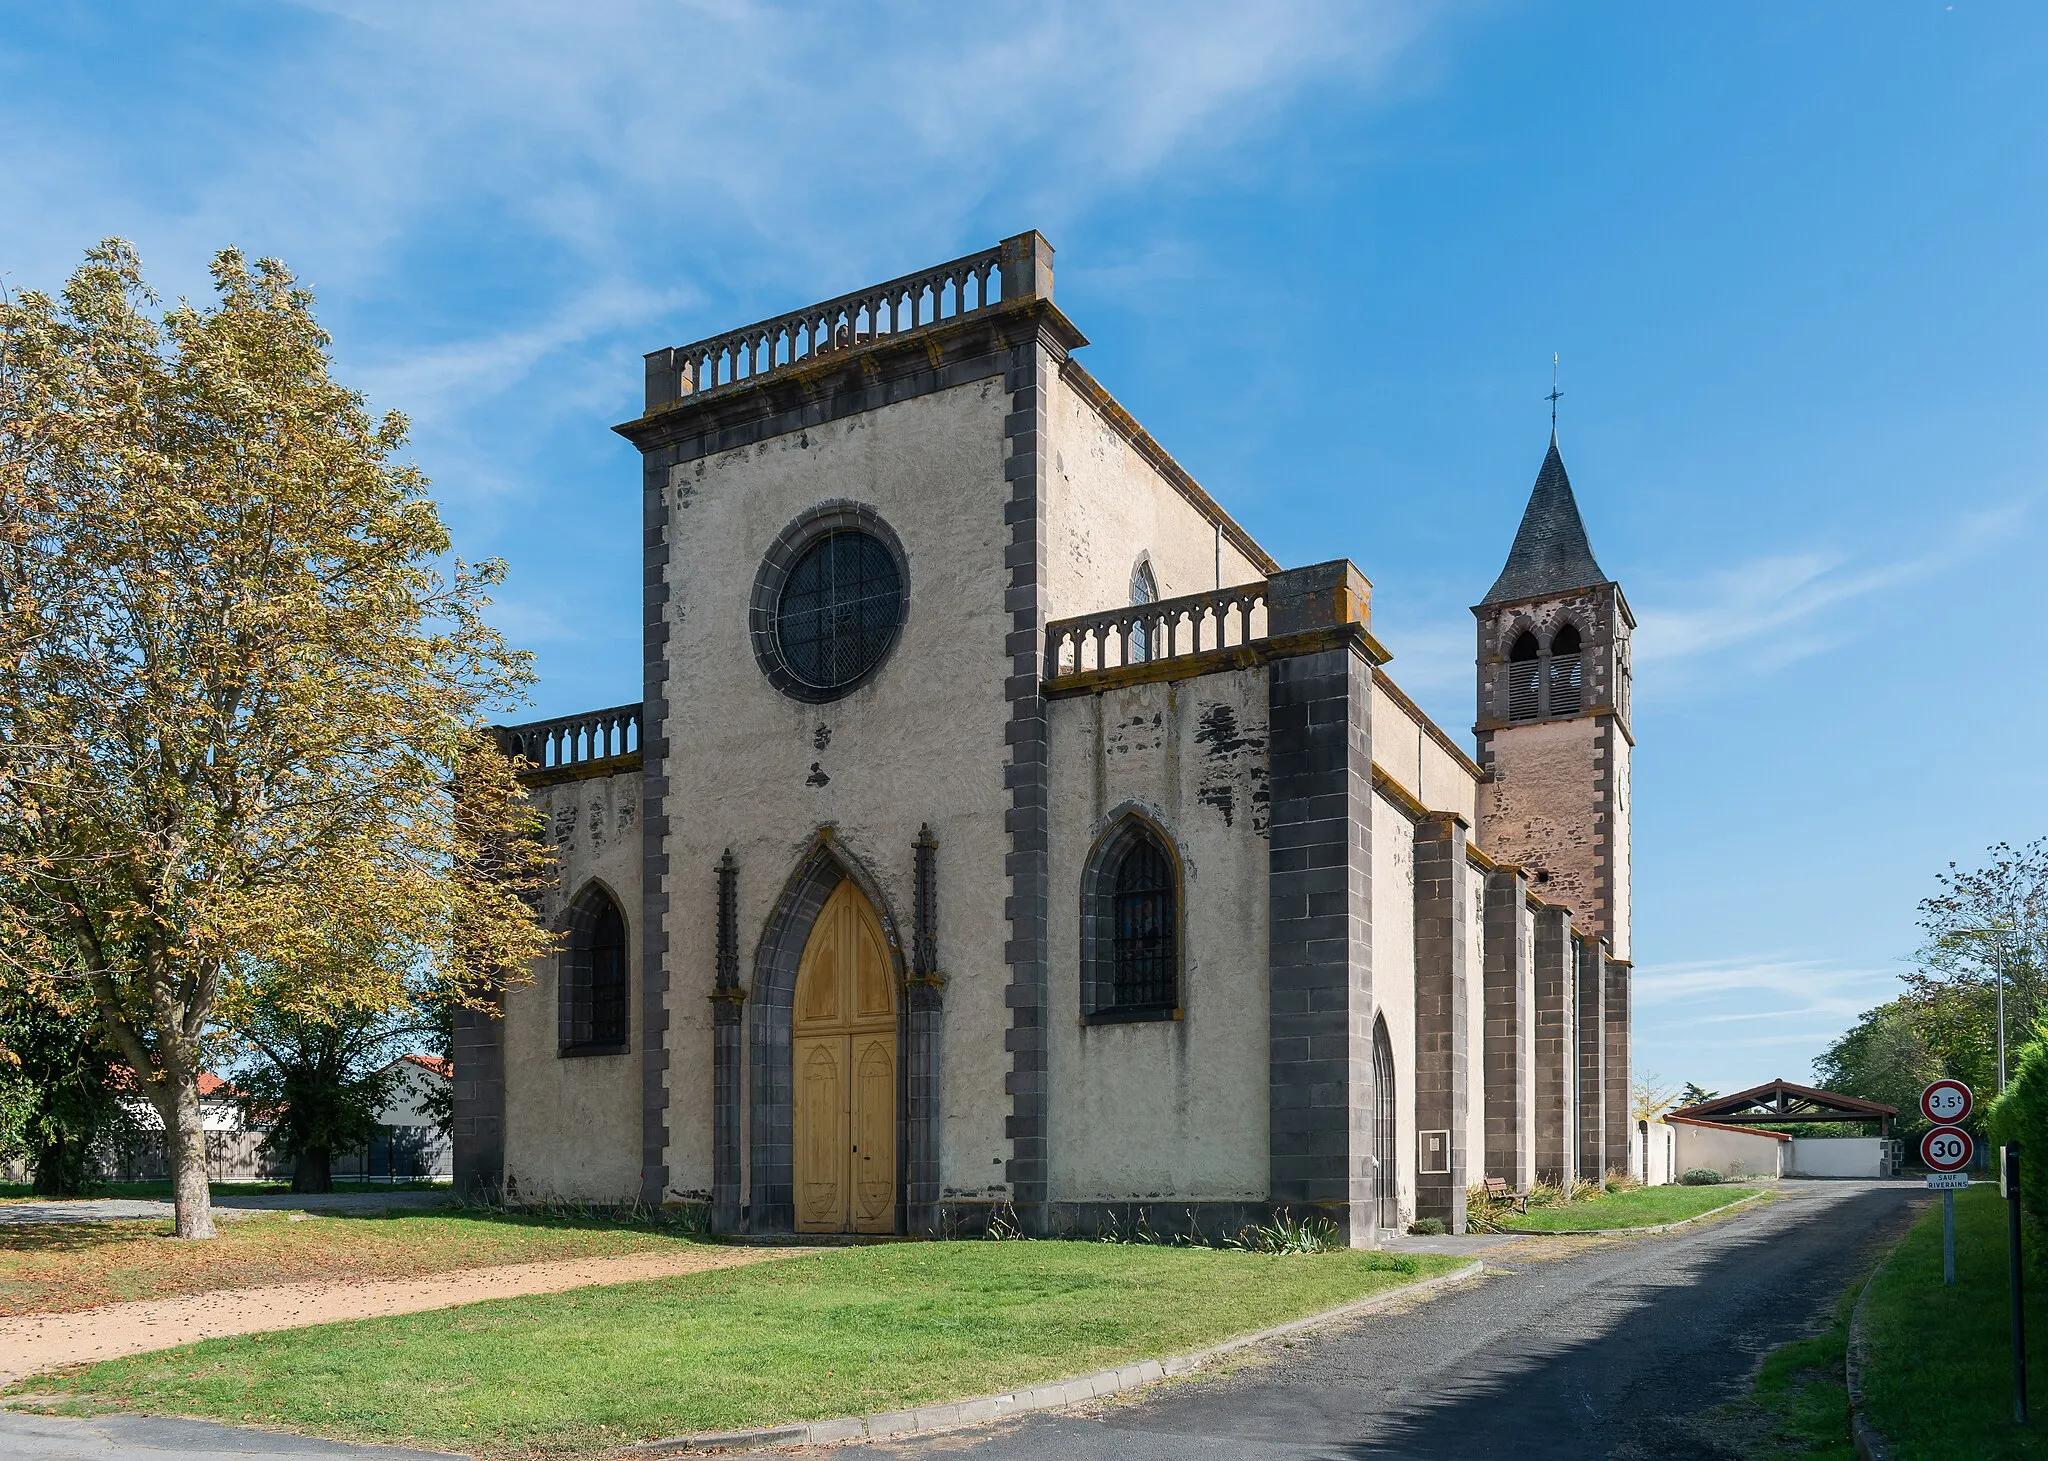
top-left (454, 231), bottom-right (1635, 1244)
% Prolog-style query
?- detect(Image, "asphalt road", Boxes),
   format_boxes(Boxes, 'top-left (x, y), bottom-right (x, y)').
top-left (0, 1180), bottom-right (1922, 1460)
top-left (873, 1179), bottom-right (1924, 1461)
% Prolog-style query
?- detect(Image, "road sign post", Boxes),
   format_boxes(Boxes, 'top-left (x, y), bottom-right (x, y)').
top-left (1924, 1116), bottom-right (1975, 1288)
top-left (1923, 1078), bottom-right (1974, 1126)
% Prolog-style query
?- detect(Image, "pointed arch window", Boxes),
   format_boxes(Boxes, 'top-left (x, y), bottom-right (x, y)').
top-left (1373, 1015), bottom-right (1398, 1229)
top-left (560, 885), bottom-right (629, 1055)
top-left (1507, 631), bottom-right (1540, 722)
top-left (1129, 560), bottom-right (1158, 663)
top-left (1081, 816), bottom-right (1181, 1022)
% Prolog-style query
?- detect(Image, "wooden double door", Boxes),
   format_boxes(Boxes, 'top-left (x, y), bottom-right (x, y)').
top-left (792, 879), bottom-right (898, 1233)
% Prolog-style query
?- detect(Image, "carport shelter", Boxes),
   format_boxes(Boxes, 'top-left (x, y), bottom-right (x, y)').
top-left (1667, 1079), bottom-right (1898, 1180)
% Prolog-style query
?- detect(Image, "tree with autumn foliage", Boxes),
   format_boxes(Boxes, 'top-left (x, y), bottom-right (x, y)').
top-left (0, 241), bottom-right (553, 1238)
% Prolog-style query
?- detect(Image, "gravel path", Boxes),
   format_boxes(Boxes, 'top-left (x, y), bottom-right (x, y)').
top-left (872, 1179), bottom-right (1925, 1461)
top-left (0, 1245), bottom-right (786, 1385)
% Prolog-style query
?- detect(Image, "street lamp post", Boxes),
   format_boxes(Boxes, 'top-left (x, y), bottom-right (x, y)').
top-left (1960, 924), bottom-right (2014, 1094)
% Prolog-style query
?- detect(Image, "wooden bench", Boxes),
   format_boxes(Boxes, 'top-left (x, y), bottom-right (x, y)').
top-left (1482, 1175), bottom-right (1529, 1213)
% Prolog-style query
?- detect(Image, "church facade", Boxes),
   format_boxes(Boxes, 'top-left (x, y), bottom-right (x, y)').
top-left (454, 232), bottom-right (1636, 1243)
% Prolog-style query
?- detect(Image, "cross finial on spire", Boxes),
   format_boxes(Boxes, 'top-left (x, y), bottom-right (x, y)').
top-left (1545, 353), bottom-right (1563, 433)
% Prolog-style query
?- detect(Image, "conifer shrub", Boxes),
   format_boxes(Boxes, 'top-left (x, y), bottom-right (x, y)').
top-left (1679, 1168), bottom-right (1725, 1186)
top-left (1988, 1030), bottom-right (2048, 1239)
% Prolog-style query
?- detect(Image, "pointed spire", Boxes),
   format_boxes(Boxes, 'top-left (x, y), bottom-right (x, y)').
top-left (1481, 434), bottom-right (1608, 605)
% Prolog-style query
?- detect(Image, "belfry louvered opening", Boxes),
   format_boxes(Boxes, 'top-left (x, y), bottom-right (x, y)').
top-left (1507, 631), bottom-right (1541, 722)
top-left (1548, 622), bottom-right (1582, 716)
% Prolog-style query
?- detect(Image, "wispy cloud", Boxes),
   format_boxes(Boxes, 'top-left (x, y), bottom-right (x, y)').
top-left (1632, 953), bottom-right (1904, 1086)
top-left (1630, 502), bottom-right (2022, 685)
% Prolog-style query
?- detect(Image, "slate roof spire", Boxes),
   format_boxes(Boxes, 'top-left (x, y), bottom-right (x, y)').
top-left (1481, 432), bottom-right (1608, 605)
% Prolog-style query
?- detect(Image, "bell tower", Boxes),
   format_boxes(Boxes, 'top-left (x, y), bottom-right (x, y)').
top-left (1473, 434), bottom-right (1633, 960)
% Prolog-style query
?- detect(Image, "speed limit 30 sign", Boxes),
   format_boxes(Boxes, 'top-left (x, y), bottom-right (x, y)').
top-left (1923, 1124), bottom-right (1974, 1174)
top-left (1922, 1079), bottom-right (1973, 1125)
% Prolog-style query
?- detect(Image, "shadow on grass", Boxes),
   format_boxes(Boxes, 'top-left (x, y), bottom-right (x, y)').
top-left (0, 1221), bottom-right (185, 1254)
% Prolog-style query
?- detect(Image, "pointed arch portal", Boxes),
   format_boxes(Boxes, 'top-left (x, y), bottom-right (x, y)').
top-left (791, 880), bottom-right (899, 1233)
top-left (747, 836), bottom-right (909, 1235)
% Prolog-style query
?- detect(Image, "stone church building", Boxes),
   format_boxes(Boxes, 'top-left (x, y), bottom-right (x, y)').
top-left (455, 232), bottom-right (1635, 1243)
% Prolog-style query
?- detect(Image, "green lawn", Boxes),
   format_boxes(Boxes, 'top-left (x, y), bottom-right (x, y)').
top-left (1859, 1184), bottom-right (2047, 1458)
top-left (1488, 1184), bottom-right (1761, 1232)
top-left (19, 1241), bottom-right (1464, 1457)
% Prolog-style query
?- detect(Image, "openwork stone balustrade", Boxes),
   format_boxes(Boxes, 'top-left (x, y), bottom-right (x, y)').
top-left (656, 246), bottom-right (1005, 402)
top-left (496, 703), bottom-right (642, 775)
top-left (1045, 582), bottom-right (1270, 678)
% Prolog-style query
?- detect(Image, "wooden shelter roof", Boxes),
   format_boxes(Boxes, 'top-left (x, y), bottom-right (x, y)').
top-left (1668, 1078), bottom-right (1896, 1127)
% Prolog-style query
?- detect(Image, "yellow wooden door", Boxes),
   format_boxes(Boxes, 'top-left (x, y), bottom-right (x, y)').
top-left (791, 879), bottom-right (897, 1234)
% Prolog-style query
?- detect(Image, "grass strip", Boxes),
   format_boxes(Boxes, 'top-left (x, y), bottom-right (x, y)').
top-left (1677, 1281), bottom-right (1859, 1459)
top-left (19, 1241), bottom-right (1462, 1457)
top-left (0, 1208), bottom-right (706, 1316)
top-left (1489, 1184), bottom-right (1761, 1232)
top-left (1859, 1183), bottom-right (2048, 1459)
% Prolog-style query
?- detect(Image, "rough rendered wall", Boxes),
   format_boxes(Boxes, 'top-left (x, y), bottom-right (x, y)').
top-left (1369, 791), bottom-right (1418, 1227)
top-left (1463, 865), bottom-right (1487, 1175)
top-left (1519, 902), bottom-right (1538, 1188)
top-left (1044, 370), bottom-right (1268, 618)
top-left (1480, 718), bottom-right (1602, 931)
top-left (659, 379), bottom-right (1014, 1208)
top-left (1046, 668), bottom-right (1271, 1201)
top-left (1371, 678), bottom-right (1480, 827)
top-left (1608, 729), bottom-right (1632, 960)
top-left (502, 769), bottom-right (645, 1200)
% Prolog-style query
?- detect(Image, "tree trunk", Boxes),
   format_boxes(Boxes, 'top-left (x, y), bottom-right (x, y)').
top-left (293, 1146), bottom-right (333, 1194)
top-left (31, 1132), bottom-right (78, 1196)
top-left (164, 1074), bottom-right (216, 1239)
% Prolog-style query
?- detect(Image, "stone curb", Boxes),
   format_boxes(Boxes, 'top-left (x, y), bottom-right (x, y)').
top-left (1846, 1217), bottom-right (1905, 1461)
top-left (623, 1258), bottom-right (1486, 1455)
top-left (1485, 1187), bottom-right (1770, 1237)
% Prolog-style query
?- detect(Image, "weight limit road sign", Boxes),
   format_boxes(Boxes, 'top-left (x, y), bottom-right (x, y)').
top-left (1923, 1124), bottom-right (1974, 1173)
top-left (1923, 1078), bottom-right (1974, 1125)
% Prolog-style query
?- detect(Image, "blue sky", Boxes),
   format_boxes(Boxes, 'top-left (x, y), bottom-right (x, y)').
top-left (4, 2), bottom-right (2043, 1097)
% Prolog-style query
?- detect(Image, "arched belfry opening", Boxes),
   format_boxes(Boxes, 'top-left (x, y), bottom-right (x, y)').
top-left (1507, 629), bottom-right (1541, 722)
top-left (1548, 621), bottom-right (1582, 716)
top-left (747, 837), bottom-right (907, 1234)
